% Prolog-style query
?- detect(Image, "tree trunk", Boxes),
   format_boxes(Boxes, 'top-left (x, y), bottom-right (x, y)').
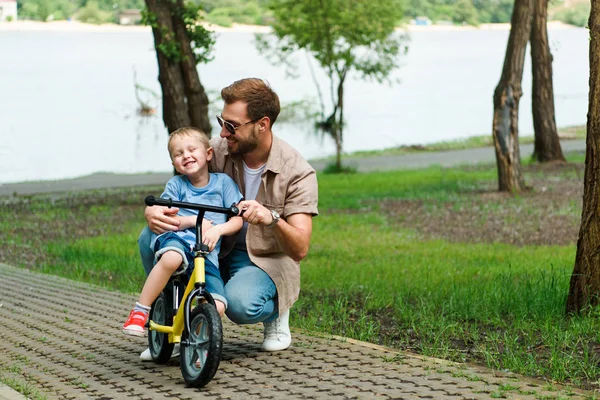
top-left (171, 0), bottom-right (211, 134)
top-left (492, 0), bottom-right (533, 192)
top-left (144, 0), bottom-right (211, 136)
top-left (334, 131), bottom-right (342, 171)
top-left (530, 0), bottom-right (565, 163)
top-left (335, 76), bottom-right (345, 171)
top-left (566, 2), bottom-right (600, 314)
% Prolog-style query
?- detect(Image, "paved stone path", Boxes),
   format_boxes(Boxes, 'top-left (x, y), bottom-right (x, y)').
top-left (0, 263), bottom-right (595, 399)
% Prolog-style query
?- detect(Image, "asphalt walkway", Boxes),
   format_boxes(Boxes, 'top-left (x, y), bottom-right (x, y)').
top-left (0, 140), bottom-right (586, 197)
top-left (0, 263), bottom-right (594, 399)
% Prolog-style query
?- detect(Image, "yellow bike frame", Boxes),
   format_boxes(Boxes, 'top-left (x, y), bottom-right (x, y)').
top-left (148, 256), bottom-right (206, 344)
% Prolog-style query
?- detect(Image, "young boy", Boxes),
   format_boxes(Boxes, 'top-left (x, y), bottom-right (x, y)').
top-left (122, 127), bottom-right (243, 336)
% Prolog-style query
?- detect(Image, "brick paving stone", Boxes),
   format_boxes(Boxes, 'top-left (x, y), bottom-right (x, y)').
top-left (0, 262), bottom-right (597, 400)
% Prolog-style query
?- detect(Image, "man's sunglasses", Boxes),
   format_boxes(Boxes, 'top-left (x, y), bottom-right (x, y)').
top-left (216, 115), bottom-right (262, 135)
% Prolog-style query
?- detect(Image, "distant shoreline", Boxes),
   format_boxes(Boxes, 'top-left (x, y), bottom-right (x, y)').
top-left (0, 19), bottom-right (576, 33)
top-left (0, 20), bottom-right (271, 33)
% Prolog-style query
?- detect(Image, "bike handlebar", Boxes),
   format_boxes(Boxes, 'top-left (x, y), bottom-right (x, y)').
top-left (145, 195), bottom-right (240, 217)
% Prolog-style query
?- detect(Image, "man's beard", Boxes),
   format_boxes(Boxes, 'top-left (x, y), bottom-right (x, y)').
top-left (230, 127), bottom-right (259, 155)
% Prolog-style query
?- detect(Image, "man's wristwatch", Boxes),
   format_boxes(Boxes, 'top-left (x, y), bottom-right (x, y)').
top-left (267, 209), bottom-right (280, 228)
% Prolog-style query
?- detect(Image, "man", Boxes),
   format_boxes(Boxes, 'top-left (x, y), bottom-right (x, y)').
top-left (138, 78), bottom-right (319, 358)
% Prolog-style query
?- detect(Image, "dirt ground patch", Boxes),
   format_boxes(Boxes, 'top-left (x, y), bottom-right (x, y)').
top-left (0, 187), bottom-right (158, 268)
top-left (379, 162), bottom-right (584, 247)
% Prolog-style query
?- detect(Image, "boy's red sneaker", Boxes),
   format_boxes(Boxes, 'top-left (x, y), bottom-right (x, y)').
top-left (123, 310), bottom-right (149, 337)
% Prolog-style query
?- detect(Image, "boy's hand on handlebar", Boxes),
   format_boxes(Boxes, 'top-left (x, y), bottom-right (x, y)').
top-left (144, 205), bottom-right (181, 234)
top-left (201, 219), bottom-right (214, 236)
top-left (237, 200), bottom-right (273, 227)
top-left (203, 225), bottom-right (222, 252)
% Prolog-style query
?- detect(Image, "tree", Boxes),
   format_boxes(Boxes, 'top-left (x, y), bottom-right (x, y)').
top-left (256, 0), bottom-right (407, 172)
top-left (491, 0), bottom-right (533, 192)
top-left (77, 1), bottom-right (113, 24)
top-left (474, 0), bottom-right (509, 23)
top-left (530, 0), bottom-right (565, 163)
top-left (20, 0), bottom-right (53, 21)
top-left (453, 0), bottom-right (479, 26)
top-left (403, 0), bottom-right (433, 20)
top-left (143, 0), bottom-right (213, 141)
top-left (566, 2), bottom-right (600, 314)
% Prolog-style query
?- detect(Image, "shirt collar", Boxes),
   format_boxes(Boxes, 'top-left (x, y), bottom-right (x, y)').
top-left (264, 135), bottom-right (283, 174)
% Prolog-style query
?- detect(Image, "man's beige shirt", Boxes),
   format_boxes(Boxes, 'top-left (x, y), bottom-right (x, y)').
top-left (209, 135), bottom-right (319, 313)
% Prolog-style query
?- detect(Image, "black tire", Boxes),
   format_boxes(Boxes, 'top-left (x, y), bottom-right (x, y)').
top-left (180, 302), bottom-right (222, 387)
top-left (148, 291), bottom-right (175, 364)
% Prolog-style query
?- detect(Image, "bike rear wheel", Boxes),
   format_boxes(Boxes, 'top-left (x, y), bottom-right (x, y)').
top-left (148, 291), bottom-right (175, 364)
top-left (180, 302), bottom-right (222, 387)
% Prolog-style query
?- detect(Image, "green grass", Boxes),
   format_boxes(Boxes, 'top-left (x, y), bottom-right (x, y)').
top-left (0, 366), bottom-right (48, 400)
top-left (44, 225), bottom-right (146, 293)
top-left (296, 215), bottom-right (598, 382)
top-left (302, 218), bottom-right (571, 317)
top-left (317, 165), bottom-right (496, 209)
top-left (0, 149), bottom-right (597, 393)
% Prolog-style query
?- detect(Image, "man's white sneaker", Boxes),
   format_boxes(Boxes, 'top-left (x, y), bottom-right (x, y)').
top-left (139, 343), bottom-right (180, 361)
top-left (261, 310), bottom-right (291, 351)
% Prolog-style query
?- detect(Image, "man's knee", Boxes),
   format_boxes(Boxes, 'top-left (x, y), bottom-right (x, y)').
top-left (225, 293), bottom-right (258, 324)
top-left (223, 252), bottom-right (277, 324)
top-left (225, 292), bottom-right (274, 325)
top-left (138, 226), bottom-right (154, 276)
top-left (225, 287), bottom-right (277, 325)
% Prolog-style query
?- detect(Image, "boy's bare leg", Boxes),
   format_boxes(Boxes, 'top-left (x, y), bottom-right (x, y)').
top-left (124, 251), bottom-right (182, 337)
top-left (139, 251), bottom-right (182, 306)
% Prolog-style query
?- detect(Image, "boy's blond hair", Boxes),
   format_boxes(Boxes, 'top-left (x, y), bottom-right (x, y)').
top-left (167, 127), bottom-right (210, 158)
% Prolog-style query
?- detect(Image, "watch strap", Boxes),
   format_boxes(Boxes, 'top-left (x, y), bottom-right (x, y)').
top-left (266, 209), bottom-right (280, 227)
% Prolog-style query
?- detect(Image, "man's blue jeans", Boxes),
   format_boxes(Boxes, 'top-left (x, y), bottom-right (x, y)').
top-left (138, 227), bottom-right (278, 324)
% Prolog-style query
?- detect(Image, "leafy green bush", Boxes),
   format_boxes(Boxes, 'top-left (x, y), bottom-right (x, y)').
top-left (18, 0), bottom-right (95, 21)
top-left (552, 2), bottom-right (590, 27)
top-left (452, 0), bottom-right (479, 26)
top-left (239, 2), bottom-right (263, 25)
top-left (77, 0), bottom-right (114, 24)
top-left (206, 1), bottom-right (267, 27)
top-left (322, 163), bottom-right (357, 174)
top-left (20, 0), bottom-right (51, 21)
top-left (206, 8), bottom-right (234, 27)
top-left (197, 0), bottom-right (243, 14)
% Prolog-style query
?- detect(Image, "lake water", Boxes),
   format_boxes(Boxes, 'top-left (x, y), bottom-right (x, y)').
top-left (0, 25), bottom-right (589, 184)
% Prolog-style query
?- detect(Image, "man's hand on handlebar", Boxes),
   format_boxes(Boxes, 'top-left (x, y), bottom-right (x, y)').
top-left (237, 200), bottom-right (274, 227)
top-left (144, 205), bottom-right (180, 234)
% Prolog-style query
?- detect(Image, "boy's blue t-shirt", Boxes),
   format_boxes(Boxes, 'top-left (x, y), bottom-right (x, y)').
top-left (150, 172), bottom-right (243, 268)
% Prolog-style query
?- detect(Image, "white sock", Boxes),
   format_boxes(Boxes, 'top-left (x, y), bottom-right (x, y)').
top-left (134, 302), bottom-right (151, 314)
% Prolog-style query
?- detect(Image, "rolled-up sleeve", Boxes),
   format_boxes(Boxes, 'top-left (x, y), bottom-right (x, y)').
top-left (284, 169), bottom-right (319, 218)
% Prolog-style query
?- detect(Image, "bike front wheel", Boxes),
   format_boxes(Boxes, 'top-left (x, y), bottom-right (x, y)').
top-left (180, 302), bottom-right (222, 387)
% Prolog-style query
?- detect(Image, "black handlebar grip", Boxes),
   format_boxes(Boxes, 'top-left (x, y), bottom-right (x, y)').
top-left (145, 195), bottom-right (156, 206)
top-left (146, 195), bottom-right (234, 214)
top-left (145, 196), bottom-right (174, 208)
